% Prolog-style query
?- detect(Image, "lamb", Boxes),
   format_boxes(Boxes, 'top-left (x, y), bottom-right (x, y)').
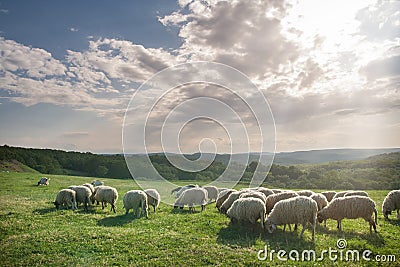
top-left (321, 191), bottom-right (336, 202)
top-left (239, 191), bottom-right (267, 204)
top-left (174, 187), bottom-right (208, 212)
top-left (53, 189), bottom-right (77, 210)
top-left (317, 196), bottom-right (378, 233)
top-left (91, 180), bottom-right (104, 186)
top-left (94, 186), bottom-right (118, 213)
top-left (297, 190), bottom-right (315, 197)
top-left (226, 197), bottom-right (266, 229)
top-left (68, 185), bottom-right (92, 211)
top-left (216, 189), bottom-right (236, 212)
top-left (123, 190), bottom-right (148, 218)
top-left (344, 191), bottom-right (369, 197)
top-left (219, 191), bottom-right (246, 214)
top-left (265, 191), bottom-right (299, 214)
top-left (382, 190), bottom-right (400, 220)
top-left (310, 193), bottom-right (329, 227)
top-left (265, 196), bottom-right (318, 241)
top-left (144, 189), bottom-right (160, 213)
top-left (203, 185), bottom-right (219, 203)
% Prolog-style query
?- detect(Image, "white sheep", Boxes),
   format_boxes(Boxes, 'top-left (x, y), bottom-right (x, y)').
top-left (82, 183), bottom-right (95, 204)
top-left (216, 189), bottom-right (236, 212)
top-left (203, 185), bottom-right (219, 203)
top-left (265, 191), bottom-right (299, 214)
top-left (219, 190), bottom-right (248, 214)
top-left (255, 187), bottom-right (275, 198)
top-left (272, 189), bottom-right (283, 194)
top-left (144, 189), bottom-right (160, 213)
top-left (317, 196), bottom-right (378, 233)
top-left (297, 190), bottom-right (315, 197)
top-left (344, 191), bottom-right (369, 197)
top-left (332, 191), bottom-right (351, 199)
top-left (226, 197), bottom-right (266, 228)
top-left (310, 193), bottom-right (329, 227)
top-left (321, 191), bottom-right (336, 202)
top-left (239, 191), bottom-right (267, 204)
top-left (382, 190), bottom-right (400, 220)
top-left (68, 185), bottom-right (92, 211)
top-left (265, 196), bottom-right (318, 241)
top-left (94, 186), bottom-right (118, 213)
top-left (174, 187), bottom-right (208, 212)
top-left (123, 190), bottom-right (148, 218)
top-left (175, 184), bottom-right (199, 198)
top-left (53, 189), bottom-right (77, 210)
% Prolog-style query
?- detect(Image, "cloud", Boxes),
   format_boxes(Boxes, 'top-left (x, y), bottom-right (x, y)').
top-left (360, 55), bottom-right (400, 81)
top-left (69, 27), bottom-right (79, 32)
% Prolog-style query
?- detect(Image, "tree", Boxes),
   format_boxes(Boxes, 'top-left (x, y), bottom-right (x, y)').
top-left (95, 165), bottom-right (108, 177)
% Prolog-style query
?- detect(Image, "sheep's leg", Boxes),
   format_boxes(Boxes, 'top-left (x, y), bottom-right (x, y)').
top-left (283, 224), bottom-right (286, 232)
top-left (111, 203), bottom-right (116, 213)
top-left (368, 218), bottom-right (377, 233)
top-left (101, 202), bottom-right (105, 210)
top-left (337, 220), bottom-right (342, 231)
top-left (153, 205), bottom-right (156, 213)
top-left (299, 223), bottom-right (306, 238)
top-left (324, 219), bottom-right (327, 228)
top-left (125, 208), bottom-right (129, 215)
top-left (294, 224), bottom-right (298, 231)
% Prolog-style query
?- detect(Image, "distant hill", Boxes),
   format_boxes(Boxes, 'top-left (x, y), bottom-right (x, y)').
top-left (0, 159), bottom-right (40, 173)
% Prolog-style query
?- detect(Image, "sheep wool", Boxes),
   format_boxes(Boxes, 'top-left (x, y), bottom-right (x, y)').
top-left (144, 189), bottom-right (160, 213)
top-left (239, 191), bottom-right (267, 204)
top-left (54, 189), bottom-right (77, 210)
top-left (216, 189), bottom-right (236, 212)
top-left (255, 187), bottom-right (275, 198)
top-left (123, 190), bottom-right (148, 218)
top-left (174, 187), bottom-right (208, 212)
top-left (219, 191), bottom-right (246, 214)
top-left (344, 191), bottom-right (369, 197)
top-left (68, 185), bottom-right (92, 211)
top-left (94, 186), bottom-right (118, 213)
top-left (203, 186), bottom-right (219, 203)
top-left (317, 196), bottom-right (378, 233)
top-left (265, 196), bottom-right (318, 240)
top-left (382, 190), bottom-right (400, 220)
top-left (82, 183), bottom-right (95, 203)
top-left (297, 190), bottom-right (315, 197)
top-left (332, 191), bottom-right (351, 199)
top-left (265, 191), bottom-right (299, 214)
top-left (321, 191), bottom-right (336, 202)
top-left (310, 193), bottom-right (328, 211)
top-left (226, 197), bottom-right (266, 228)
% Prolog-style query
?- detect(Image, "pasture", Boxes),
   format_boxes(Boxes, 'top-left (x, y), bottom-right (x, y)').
top-left (0, 172), bottom-right (399, 266)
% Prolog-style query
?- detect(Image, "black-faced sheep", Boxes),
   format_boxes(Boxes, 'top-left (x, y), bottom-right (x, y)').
top-left (123, 190), bottom-right (148, 218)
top-left (321, 191), bottom-right (336, 202)
top-left (227, 197), bottom-right (266, 228)
top-left (216, 189), bottom-right (236, 212)
top-left (68, 185), bottom-right (92, 211)
top-left (144, 189), bottom-right (160, 213)
top-left (94, 186), bottom-right (118, 213)
top-left (53, 189), bottom-right (77, 210)
top-left (265, 191), bottom-right (299, 214)
top-left (382, 190), bottom-right (400, 220)
top-left (317, 196), bottom-right (378, 233)
top-left (174, 187), bottom-right (207, 212)
top-left (265, 196), bottom-right (318, 241)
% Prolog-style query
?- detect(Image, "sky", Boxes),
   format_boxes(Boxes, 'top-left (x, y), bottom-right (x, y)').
top-left (0, 0), bottom-right (399, 154)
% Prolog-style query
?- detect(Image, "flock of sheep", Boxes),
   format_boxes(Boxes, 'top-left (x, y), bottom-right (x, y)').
top-left (53, 181), bottom-right (400, 241)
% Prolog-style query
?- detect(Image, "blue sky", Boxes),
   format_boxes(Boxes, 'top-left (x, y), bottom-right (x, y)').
top-left (0, 0), bottom-right (399, 153)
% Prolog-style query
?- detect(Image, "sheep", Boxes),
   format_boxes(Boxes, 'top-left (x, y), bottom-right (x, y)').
top-left (93, 185), bottom-right (111, 205)
top-left (37, 177), bottom-right (50, 186)
top-left (297, 190), bottom-right (315, 197)
top-left (144, 189), bottom-right (160, 213)
top-left (203, 185), bottom-right (219, 203)
top-left (255, 187), bottom-right (275, 198)
top-left (123, 190), bottom-right (148, 218)
top-left (239, 191), bottom-right (267, 204)
top-left (82, 183), bottom-right (95, 204)
top-left (317, 196), bottom-right (378, 233)
top-left (171, 184), bottom-right (198, 196)
top-left (321, 191), bottom-right (336, 202)
top-left (219, 191), bottom-right (246, 214)
top-left (272, 189), bottom-right (283, 194)
top-left (382, 190), bottom-right (400, 220)
top-left (310, 193), bottom-right (329, 227)
top-left (68, 185), bottom-right (92, 211)
top-left (332, 191), bottom-right (351, 199)
top-left (265, 196), bottom-right (318, 241)
top-left (175, 184), bottom-right (199, 198)
top-left (91, 180), bottom-right (104, 186)
top-left (226, 197), bottom-right (266, 229)
top-left (53, 189), bottom-right (77, 210)
top-left (94, 186), bottom-right (118, 213)
top-left (344, 191), bottom-right (369, 197)
top-left (216, 189), bottom-right (236, 212)
top-left (174, 187), bottom-right (208, 212)
top-left (265, 191), bottom-right (299, 214)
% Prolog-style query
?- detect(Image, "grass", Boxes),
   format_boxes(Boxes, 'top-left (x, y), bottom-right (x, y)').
top-left (0, 172), bottom-right (399, 266)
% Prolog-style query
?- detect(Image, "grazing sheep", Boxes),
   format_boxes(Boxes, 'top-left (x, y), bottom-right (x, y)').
top-left (265, 196), bottom-right (318, 241)
top-left (174, 187), bottom-right (208, 212)
top-left (255, 187), bottom-right (275, 198)
top-left (344, 191), bottom-right (369, 197)
top-left (123, 190), bottom-right (148, 218)
top-left (171, 184), bottom-right (198, 195)
top-left (53, 189), bottom-right (77, 210)
top-left (68, 186), bottom-right (92, 211)
top-left (91, 180), bottom-right (104, 186)
top-left (239, 191), bottom-right (267, 204)
top-left (217, 188), bottom-right (229, 193)
top-left (382, 190), bottom-right (400, 220)
top-left (144, 189), bottom-right (160, 213)
top-left (175, 185), bottom-right (199, 198)
top-left (265, 191), bottom-right (299, 214)
top-left (82, 183), bottom-right (95, 204)
top-left (272, 189), bottom-right (283, 194)
top-left (317, 196), bottom-right (378, 233)
top-left (219, 191), bottom-right (246, 214)
top-left (203, 185), bottom-right (219, 203)
top-left (321, 191), bottom-right (336, 202)
top-left (332, 191), bottom-right (351, 199)
top-left (94, 186), bottom-right (118, 213)
top-left (216, 189), bottom-right (236, 212)
top-left (37, 177), bottom-right (50, 186)
top-left (310, 193), bottom-right (329, 227)
top-left (297, 190), bottom-right (315, 197)
top-left (227, 197), bottom-right (266, 228)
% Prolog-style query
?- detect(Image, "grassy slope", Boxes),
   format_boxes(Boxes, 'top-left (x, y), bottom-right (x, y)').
top-left (0, 172), bottom-right (399, 266)
top-left (0, 159), bottom-right (40, 173)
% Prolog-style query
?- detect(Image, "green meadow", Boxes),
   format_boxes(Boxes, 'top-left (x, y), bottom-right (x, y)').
top-left (0, 172), bottom-right (399, 266)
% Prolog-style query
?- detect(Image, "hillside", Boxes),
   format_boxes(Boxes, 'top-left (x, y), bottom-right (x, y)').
top-left (0, 159), bottom-right (40, 173)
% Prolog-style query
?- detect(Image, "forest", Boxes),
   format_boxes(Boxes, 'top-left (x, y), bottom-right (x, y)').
top-left (0, 145), bottom-right (399, 190)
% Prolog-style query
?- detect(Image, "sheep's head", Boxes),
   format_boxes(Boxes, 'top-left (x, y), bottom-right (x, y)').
top-left (265, 220), bottom-right (276, 234)
top-left (317, 210), bottom-right (326, 223)
top-left (382, 208), bottom-right (391, 219)
top-left (53, 201), bottom-right (59, 209)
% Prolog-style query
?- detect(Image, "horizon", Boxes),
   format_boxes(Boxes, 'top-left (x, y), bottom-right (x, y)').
top-left (1, 1), bottom-right (399, 154)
